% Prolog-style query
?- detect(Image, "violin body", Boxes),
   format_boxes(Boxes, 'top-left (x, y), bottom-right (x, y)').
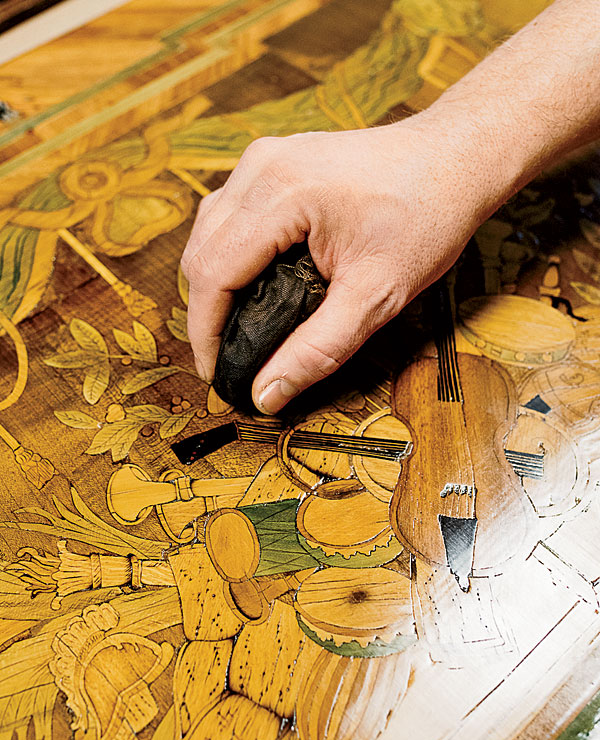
top-left (390, 351), bottom-right (537, 577)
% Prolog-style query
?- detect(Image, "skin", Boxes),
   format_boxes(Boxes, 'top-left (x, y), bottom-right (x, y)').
top-left (181, 0), bottom-right (600, 415)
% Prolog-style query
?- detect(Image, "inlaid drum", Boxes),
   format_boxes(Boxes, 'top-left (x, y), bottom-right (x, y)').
top-left (351, 409), bottom-right (412, 502)
top-left (279, 416), bottom-right (356, 490)
top-left (572, 305), bottom-right (600, 370)
top-left (294, 567), bottom-right (416, 657)
top-left (518, 361), bottom-right (600, 442)
top-left (205, 499), bottom-right (319, 582)
top-left (296, 490), bottom-right (403, 568)
top-left (505, 410), bottom-right (591, 517)
top-left (458, 295), bottom-right (575, 366)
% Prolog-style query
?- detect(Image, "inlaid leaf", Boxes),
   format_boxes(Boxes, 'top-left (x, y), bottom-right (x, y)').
top-left (109, 429), bottom-right (144, 462)
top-left (166, 307), bottom-right (189, 342)
top-left (70, 318), bottom-right (108, 355)
top-left (580, 219), bottom-right (600, 249)
top-left (126, 404), bottom-right (171, 422)
top-left (86, 419), bottom-right (142, 461)
top-left (133, 321), bottom-right (157, 360)
top-left (573, 249), bottom-right (600, 284)
top-left (44, 350), bottom-right (104, 368)
top-left (121, 366), bottom-right (179, 394)
top-left (113, 328), bottom-right (141, 358)
top-left (159, 408), bottom-right (196, 439)
top-left (207, 385), bottom-right (234, 416)
top-left (571, 281), bottom-right (600, 306)
top-left (54, 410), bottom-right (99, 429)
top-left (83, 362), bottom-right (110, 404)
top-left (113, 322), bottom-right (157, 361)
top-left (123, 288), bottom-right (157, 317)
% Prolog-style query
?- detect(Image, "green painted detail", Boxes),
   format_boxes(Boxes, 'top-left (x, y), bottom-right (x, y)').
top-left (558, 691), bottom-right (600, 740)
top-left (15, 134), bottom-right (150, 214)
top-left (0, 226), bottom-right (38, 318)
top-left (77, 137), bottom-right (148, 169)
top-left (296, 612), bottom-right (417, 658)
top-left (169, 17), bottom-right (426, 156)
top-left (297, 531), bottom-right (404, 568)
top-left (392, 0), bottom-right (483, 35)
top-left (238, 498), bottom-right (320, 577)
top-left (17, 171), bottom-right (70, 211)
top-left (0, 0), bottom-right (345, 180)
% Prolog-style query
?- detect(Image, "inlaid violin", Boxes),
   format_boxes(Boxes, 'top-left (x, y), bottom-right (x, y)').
top-left (390, 281), bottom-right (538, 590)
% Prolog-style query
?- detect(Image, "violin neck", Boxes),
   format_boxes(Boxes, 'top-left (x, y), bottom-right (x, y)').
top-left (236, 422), bottom-right (411, 462)
top-left (435, 280), bottom-right (463, 403)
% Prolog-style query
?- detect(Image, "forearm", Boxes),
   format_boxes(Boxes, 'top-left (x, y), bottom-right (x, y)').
top-left (410, 0), bottom-right (600, 225)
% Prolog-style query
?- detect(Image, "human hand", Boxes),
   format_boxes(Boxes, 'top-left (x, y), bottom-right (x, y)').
top-left (181, 115), bottom-right (519, 414)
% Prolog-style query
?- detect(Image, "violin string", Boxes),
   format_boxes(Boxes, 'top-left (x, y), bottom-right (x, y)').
top-left (447, 327), bottom-right (464, 403)
top-left (438, 331), bottom-right (453, 402)
top-left (436, 284), bottom-right (453, 402)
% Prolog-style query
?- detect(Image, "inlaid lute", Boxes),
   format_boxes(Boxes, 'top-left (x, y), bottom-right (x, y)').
top-left (171, 420), bottom-right (412, 464)
top-left (171, 417), bottom-right (543, 477)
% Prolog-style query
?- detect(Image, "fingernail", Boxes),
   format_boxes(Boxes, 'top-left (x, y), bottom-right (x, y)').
top-left (256, 378), bottom-right (299, 415)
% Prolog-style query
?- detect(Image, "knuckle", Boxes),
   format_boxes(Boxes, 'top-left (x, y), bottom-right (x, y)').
top-left (244, 136), bottom-right (279, 161)
top-left (199, 189), bottom-right (218, 213)
top-left (180, 239), bottom-right (200, 279)
top-left (186, 249), bottom-right (218, 291)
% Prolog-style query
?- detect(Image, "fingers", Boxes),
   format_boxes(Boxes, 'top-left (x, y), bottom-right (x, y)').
top-left (180, 188), bottom-right (222, 280)
top-left (186, 276), bottom-right (232, 383)
top-left (184, 201), bottom-right (308, 382)
top-left (252, 278), bottom-right (397, 414)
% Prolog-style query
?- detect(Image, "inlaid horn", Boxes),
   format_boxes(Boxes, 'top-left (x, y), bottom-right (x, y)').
top-left (106, 463), bottom-right (252, 527)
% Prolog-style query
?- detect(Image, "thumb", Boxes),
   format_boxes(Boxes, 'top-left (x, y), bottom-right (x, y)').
top-left (252, 280), bottom-right (394, 414)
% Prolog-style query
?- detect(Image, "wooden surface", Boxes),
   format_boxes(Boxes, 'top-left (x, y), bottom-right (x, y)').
top-left (1, 0), bottom-right (600, 738)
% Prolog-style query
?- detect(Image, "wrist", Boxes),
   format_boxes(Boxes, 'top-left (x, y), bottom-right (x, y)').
top-left (402, 96), bottom-right (545, 228)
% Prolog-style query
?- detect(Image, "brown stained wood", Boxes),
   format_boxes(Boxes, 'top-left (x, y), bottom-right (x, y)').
top-left (265, 0), bottom-right (394, 79)
top-left (0, 0), bottom-right (333, 203)
top-left (1, 1), bottom-right (600, 739)
top-left (202, 52), bottom-right (319, 113)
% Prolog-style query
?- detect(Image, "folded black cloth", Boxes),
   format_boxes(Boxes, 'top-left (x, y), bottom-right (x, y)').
top-left (213, 242), bottom-right (326, 410)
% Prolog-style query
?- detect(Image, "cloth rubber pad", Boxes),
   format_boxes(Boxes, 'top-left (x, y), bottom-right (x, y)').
top-left (213, 242), bottom-right (326, 410)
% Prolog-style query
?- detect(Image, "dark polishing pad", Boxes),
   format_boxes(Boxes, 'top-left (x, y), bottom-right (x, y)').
top-left (213, 242), bottom-right (326, 410)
